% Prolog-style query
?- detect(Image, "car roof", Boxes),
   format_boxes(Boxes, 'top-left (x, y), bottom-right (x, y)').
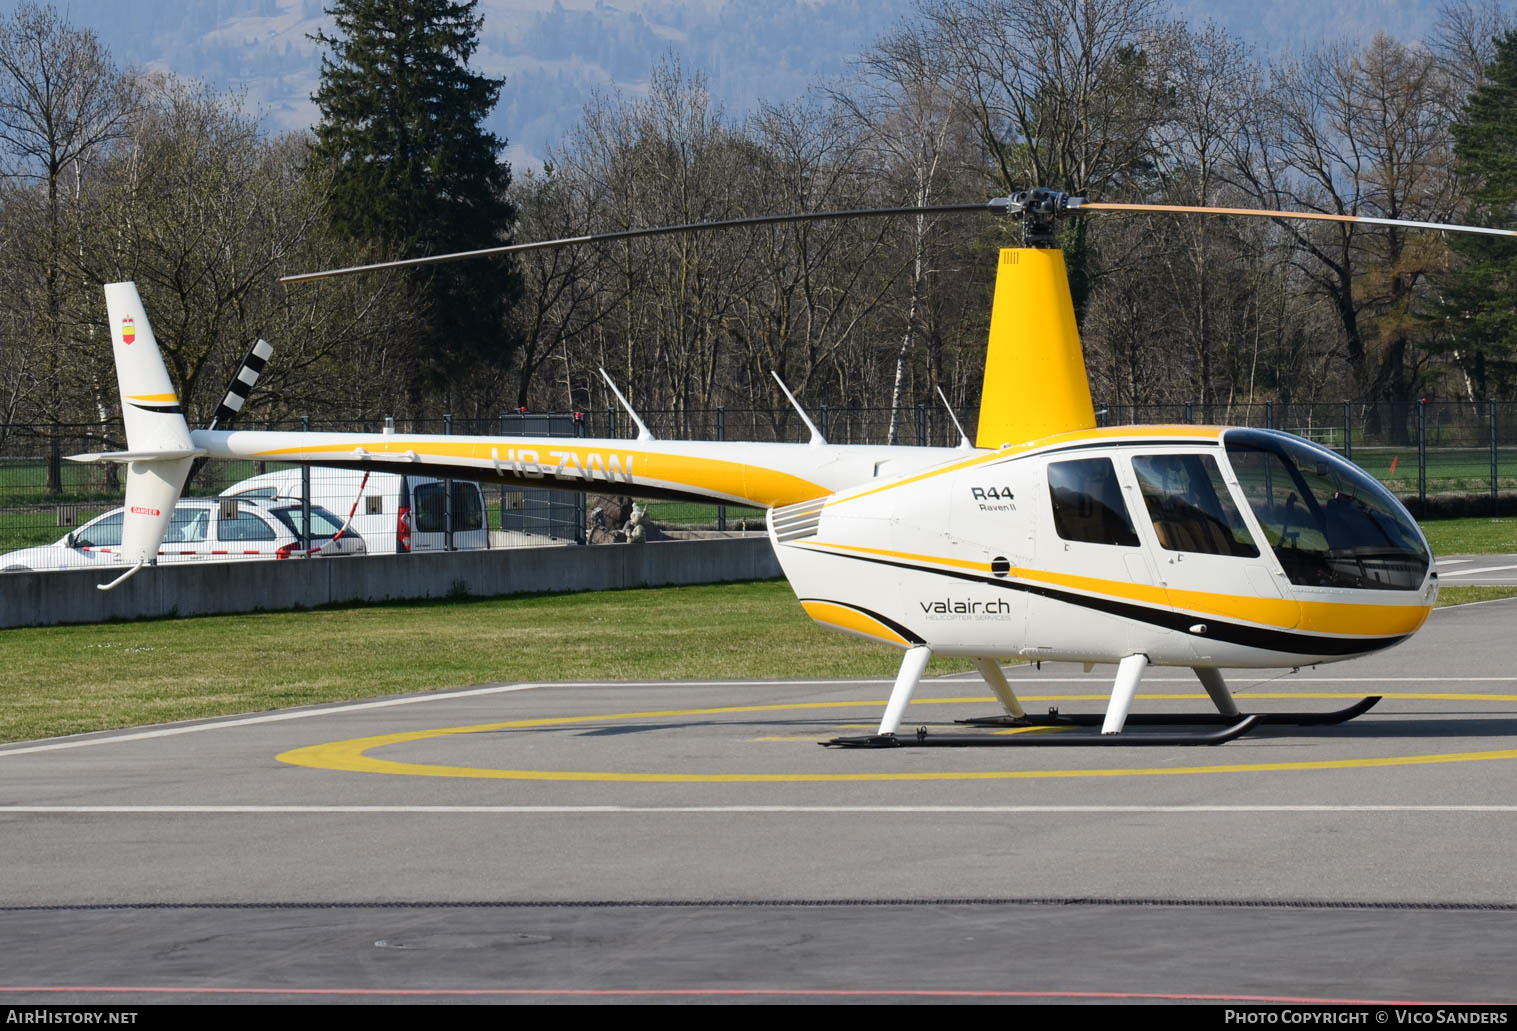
top-left (219, 469), bottom-right (476, 490)
top-left (89, 497), bottom-right (340, 516)
top-left (222, 468), bottom-right (412, 487)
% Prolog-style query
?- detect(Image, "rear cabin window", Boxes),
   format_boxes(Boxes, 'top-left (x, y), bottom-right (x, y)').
top-left (218, 509), bottom-right (277, 542)
top-left (1131, 453), bottom-right (1259, 558)
top-left (271, 506), bottom-right (345, 540)
top-left (1047, 458), bottom-right (1140, 547)
top-left (164, 508), bottom-right (209, 544)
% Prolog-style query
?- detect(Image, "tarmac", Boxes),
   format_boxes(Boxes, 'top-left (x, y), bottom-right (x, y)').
top-left (3, 574), bottom-right (1517, 1004)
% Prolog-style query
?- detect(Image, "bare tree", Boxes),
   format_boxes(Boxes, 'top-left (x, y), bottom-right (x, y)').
top-left (917, 0), bottom-right (1169, 196)
top-left (505, 163), bottom-right (619, 410)
top-left (837, 29), bottom-right (977, 441)
top-left (736, 98), bottom-right (902, 439)
top-left (1235, 36), bottom-right (1461, 428)
top-left (0, 2), bottom-right (134, 489)
top-left (1433, 0), bottom-right (1516, 96)
top-left (74, 78), bottom-right (413, 437)
top-left (1147, 22), bottom-right (1259, 414)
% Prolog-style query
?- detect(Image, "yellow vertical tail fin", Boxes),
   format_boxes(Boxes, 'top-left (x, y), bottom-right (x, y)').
top-left (974, 248), bottom-right (1096, 448)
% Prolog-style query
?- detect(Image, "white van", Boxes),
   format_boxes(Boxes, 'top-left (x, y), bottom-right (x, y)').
top-left (219, 468), bottom-right (489, 553)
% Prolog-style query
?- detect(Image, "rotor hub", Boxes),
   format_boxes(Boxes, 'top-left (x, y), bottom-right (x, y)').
top-left (990, 188), bottom-right (1085, 247)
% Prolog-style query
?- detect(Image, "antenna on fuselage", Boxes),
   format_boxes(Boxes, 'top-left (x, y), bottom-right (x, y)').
top-left (936, 386), bottom-right (973, 449)
top-left (598, 369), bottom-right (655, 442)
top-left (770, 371), bottom-right (825, 446)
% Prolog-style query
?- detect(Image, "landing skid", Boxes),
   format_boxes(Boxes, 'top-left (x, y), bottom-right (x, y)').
top-left (823, 714), bottom-right (1262, 748)
top-left (954, 695), bottom-right (1381, 729)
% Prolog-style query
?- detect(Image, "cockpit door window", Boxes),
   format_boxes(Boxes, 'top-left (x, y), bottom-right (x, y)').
top-left (1131, 453), bottom-right (1260, 558)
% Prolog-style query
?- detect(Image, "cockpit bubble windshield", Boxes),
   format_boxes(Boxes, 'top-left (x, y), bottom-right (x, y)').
top-left (1224, 429), bottom-right (1430, 591)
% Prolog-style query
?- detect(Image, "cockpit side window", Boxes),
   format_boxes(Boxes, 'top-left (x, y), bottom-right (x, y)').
top-left (1047, 457), bottom-right (1140, 547)
top-left (1131, 453), bottom-right (1260, 558)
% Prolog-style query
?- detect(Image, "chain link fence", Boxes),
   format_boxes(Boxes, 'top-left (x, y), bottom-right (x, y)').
top-left (3, 401), bottom-right (1512, 556)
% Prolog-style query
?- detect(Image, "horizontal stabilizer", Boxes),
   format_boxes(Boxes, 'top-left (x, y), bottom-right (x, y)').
top-left (67, 448), bottom-right (206, 463)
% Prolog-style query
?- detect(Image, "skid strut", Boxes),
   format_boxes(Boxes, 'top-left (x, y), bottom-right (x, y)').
top-left (974, 657), bottom-right (1025, 718)
top-left (877, 645), bottom-right (932, 737)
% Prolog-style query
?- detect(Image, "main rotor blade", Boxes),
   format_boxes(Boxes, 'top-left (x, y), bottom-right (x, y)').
top-left (1076, 201), bottom-right (1517, 238)
top-left (282, 193), bottom-right (1517, 284)
top-left (280, 201), bottom-right (1000, 284)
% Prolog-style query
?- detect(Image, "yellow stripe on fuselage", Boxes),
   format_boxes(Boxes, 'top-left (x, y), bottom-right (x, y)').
top-left (125, 393), bottom-right (179, 403)
top-left (1009, 566), bottom-right (1432, 638)
top-left (247, 440), bottom-right (830, 509)
top-left (796, 540), bottom-right (1430, 639)
top-left (801, 601), bottom-right (910, 647)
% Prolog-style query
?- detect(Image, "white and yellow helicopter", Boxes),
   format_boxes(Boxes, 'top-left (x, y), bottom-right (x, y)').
top-left (78, 189), bottom-right (1506, 746)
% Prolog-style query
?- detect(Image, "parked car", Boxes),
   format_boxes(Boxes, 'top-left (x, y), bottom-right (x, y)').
top-left (218, 468), bottom-right (489, 553)
top-left (0, 497), bottom-right (365, 572)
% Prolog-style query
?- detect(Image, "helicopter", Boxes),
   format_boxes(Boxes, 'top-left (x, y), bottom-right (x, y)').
top-left (74, 188), bottom-right (1503, 746)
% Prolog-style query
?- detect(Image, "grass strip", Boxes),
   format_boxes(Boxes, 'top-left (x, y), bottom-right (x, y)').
top-left (5, 561), bottom-right (1515, 745)
top-left (1419, 517), bottom-right (1517, 556)
top-left (0, 580), bottom-right (973, 744)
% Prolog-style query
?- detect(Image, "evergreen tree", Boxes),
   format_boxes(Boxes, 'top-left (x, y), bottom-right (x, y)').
top-left (310, 0), bottom-right (520, 392)
top-left (1442, 32), bottom-right (1517, 396)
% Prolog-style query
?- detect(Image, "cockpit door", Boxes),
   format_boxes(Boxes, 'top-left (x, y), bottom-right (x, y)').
top-left (1124, 451), bottom-right (1302, 645)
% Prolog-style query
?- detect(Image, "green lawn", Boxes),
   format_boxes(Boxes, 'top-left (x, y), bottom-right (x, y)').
top-left (1436, 586), bottom-right (1517, 606)
top-left (1419, 517), bottom-right (1517, 556)
top-left (7, 471), bottom-right (1517, 743)
top-left (5, 566), bottom-right (1512, 745)
top-left (645, 501), bottom-right (765, 528)
top-left (0, 580), bottom-right (974, 744)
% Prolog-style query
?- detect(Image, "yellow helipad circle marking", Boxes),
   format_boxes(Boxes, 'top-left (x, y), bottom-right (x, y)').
top-left (277, 692), bottom-right (1517, 783)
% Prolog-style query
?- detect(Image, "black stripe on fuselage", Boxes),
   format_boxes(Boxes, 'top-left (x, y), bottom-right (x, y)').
top-left (128, 402), bottom-right (184, 415)
top-left (789, 546), bottom-right (1406, 658)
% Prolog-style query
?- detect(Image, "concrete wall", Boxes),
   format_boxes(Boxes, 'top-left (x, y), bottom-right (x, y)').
top-left (0, 537), bottom-right (782, 629)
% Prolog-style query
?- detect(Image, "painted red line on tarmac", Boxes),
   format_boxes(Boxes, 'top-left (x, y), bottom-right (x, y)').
top-left (0, 987), bottom-right (1496, 1003)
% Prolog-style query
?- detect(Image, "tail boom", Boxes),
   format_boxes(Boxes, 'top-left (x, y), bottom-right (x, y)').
top-left (194, 429), bottom-right (960, 510)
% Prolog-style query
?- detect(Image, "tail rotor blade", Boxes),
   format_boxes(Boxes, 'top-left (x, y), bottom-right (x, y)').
top-left (209, 338), bottom-right (274, 431)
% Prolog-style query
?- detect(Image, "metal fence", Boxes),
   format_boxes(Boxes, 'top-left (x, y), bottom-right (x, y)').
top-left (577, 400), bottom-right (1517, 515)
top-left (3, 400), bottom-right (1514, 556)
top-left (0, 414), bottom-right (589, 558)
